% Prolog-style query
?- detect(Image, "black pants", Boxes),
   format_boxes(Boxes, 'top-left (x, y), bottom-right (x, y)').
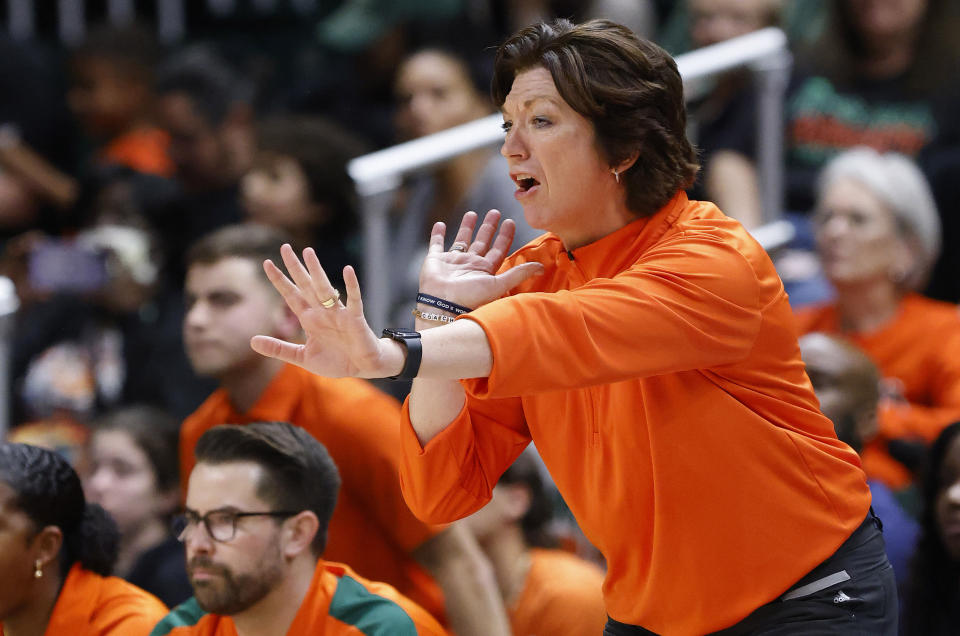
top-left (604, 512), bottom-right (897, 635)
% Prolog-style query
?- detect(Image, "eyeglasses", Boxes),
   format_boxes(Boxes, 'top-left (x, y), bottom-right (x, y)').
top-left (172, 508), bottom-right (299, 543)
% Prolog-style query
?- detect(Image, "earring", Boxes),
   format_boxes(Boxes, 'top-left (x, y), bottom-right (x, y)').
top-left (613, 170), bottom-right (620, 184)
top-left (34, 560), bottom-right (43, 579)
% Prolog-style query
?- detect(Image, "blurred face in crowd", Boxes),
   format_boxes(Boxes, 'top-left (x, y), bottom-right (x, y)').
top-left (184, 257), bottom-right (292, 379)
top-left (69, 56), bottom-right (148, 138)
top-left (799, 333), bottom-right (879, 450)
top-left (183, 461), bottom-right (285, 615)
top-left (86, 429), bottom-right (176, 536)
top-left (0, 483), bottom-right (40, 621)
top-left (689, 0), bottom-right (778, 48)
top-left (463, 484), bottom-right (528, 543)
top-left (501, 67), bottom-right (624, 247)
top-left (935, 434), bottom-right (960, 560)
top-left (813, 177), bottom-right (911, 289)
top-left (156, 92), bottom-right (231, 191)
top-left (241, 157), bottom-right (318, 235)
top-left (394, 50), bottom-right (490, 140)
top-left (845, 0), bottom-right (927, 47)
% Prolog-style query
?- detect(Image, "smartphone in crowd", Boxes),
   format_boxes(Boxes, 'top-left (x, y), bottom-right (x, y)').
top-left (27, 239), bottom-right (108, 293)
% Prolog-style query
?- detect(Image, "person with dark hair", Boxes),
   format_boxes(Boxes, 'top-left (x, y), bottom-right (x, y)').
top-left (180, 223), bottom-right (510, 634)
top-left (240, 116), bottom-right (366, 291)
top-left (389, 47), bottom-right (540, 323)
top-left (151, 47), bottom-right (255, 286)
top-left (799, 333), bottom-right (920, 591)
top-left (463, 451), bottom-right (607, 635)
top-left (151, 422), bottom-right (445, 635)
top-left (86, 406), bottom-right (192, 608)
top-left (0, 442), bottom-right (167, 635)
top-left (68, 22), bottom-right (172, 178)
top-left (902, 421), bottom-right (960, 635)
top-left (253, 18), bottom-right (896, 634)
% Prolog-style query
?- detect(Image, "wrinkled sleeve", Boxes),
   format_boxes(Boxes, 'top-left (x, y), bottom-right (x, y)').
top-left (399, 392), bottom-right (530, 524)
top-left (467, 234), bottom-right (764, 398)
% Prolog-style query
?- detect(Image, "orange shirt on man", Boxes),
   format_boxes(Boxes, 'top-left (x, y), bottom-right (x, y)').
top-left (399, 192), bottom-right (872, 635)
top-left (0, 563), bottom-right (168, 636)
top-left (150, 560), bottom-right (447, 636)
top-left (794, 293), bottom-right (960, 488)
top-left (180, 364), bottom-right (444, 619)
top-left (509, 548), bottom-right (606, 636)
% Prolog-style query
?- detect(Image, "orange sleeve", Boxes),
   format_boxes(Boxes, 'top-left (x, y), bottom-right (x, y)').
top-left (465, 234), bottom-right (763, 398)
top-left (398, 393), bottom-right (530, 524)
top-left (320, 380), bottom-right (439, 551)
top-left (101, 129), bottom-right (174, 177)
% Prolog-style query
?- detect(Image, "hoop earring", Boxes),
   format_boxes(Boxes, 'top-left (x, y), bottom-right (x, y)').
top-left (612, 170), bottom-right (620, 184)
top-left (34, 560), bottom-right (43, 579)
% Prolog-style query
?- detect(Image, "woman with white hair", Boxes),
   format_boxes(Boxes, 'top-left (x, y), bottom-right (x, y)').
top-left (794, 146), bottom-right (960, 492)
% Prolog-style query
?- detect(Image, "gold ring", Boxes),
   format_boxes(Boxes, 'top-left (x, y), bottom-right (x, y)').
top-left (450, 242), bottom-right (467, 252)
top-left (321, 290), bottom-right (340, 308)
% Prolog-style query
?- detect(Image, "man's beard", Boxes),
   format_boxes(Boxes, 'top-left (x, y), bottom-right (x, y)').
top-left (188, 544), bottom-right (284, 616)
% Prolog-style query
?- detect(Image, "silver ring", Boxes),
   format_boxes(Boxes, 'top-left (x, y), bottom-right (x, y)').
top-left (450, 242), bottom-right (468, 252)
top-left (320, 290), bottom-right (340, 308)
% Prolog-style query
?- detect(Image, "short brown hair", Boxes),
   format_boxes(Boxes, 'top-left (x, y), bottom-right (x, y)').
top-left (195, 422), bottom-right (341, 555)
top-left (492, 19), bottom-right (699, 217)
top-left (185, 223), bottom-right (296, 279)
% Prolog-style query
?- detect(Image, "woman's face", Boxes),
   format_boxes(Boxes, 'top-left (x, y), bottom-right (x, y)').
top-left (845, 0), bottom-right (927, 45)
top-left (0, 483), bottom-right (42, 620)
top-left (85, 430), bottom-right (173, 535)
top-left (240, 156), bottom-right (318, 234)
top-left (935, 434), bottom-right (960, 560)
top-left (393, 51), bottom-right (489, 140)
top-left (813, 177), bottom-right (909, 288)
top-left (500, 67), bottom-right (621, 247)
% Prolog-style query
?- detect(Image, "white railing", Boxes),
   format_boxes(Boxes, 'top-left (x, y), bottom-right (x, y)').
top-left (349, 28), bottom-right (794, 330)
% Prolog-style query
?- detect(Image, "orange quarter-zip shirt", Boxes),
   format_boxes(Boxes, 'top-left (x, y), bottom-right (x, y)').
top-left (399, 192), bottom-right (871, 635)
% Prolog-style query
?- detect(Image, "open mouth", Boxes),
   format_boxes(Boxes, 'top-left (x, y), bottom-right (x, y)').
top-left (513, 174), bottom-right (540, 192)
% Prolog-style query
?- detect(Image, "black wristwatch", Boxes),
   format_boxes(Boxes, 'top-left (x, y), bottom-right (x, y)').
top-left (382, 328), bottom-right (422, 380)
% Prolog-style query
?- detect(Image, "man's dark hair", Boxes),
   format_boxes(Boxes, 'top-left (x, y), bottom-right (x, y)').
top-left (194, 422), bottom-right (341, 554)
top-left (0, 443), bottom-right (119, 578)
top-left (155, 46), bottom-right (253, 126)
top-left (499, 452), bottom-right (557, 548)
top-left (94, 405), bottom-right (181, 494)
top-left (185, 223), bottom-right (296, 279)
top-left (492, 19), bottom-right (699, 217)
top-left (72, 22), bottom-right (160, 80)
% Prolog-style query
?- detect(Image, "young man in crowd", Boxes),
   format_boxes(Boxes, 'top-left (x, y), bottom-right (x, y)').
top-left (151, 421), bottom-right (446, 635)
top-left (179, 224), bottom-right (509, 635)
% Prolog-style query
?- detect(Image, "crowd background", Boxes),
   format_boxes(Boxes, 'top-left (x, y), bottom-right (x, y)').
top-left (0, 0), bottom-right (959, 634)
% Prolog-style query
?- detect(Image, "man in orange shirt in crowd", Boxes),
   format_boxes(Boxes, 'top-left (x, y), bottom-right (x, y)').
top-left (463, 451), bottom-right (607, 636)
top-left (179, 224), bottom-right (508, 635)
top-left (151, 422), bottom-right (446, 636)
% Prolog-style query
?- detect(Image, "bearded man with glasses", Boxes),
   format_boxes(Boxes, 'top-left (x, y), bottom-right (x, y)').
top-left (150, 422), bottom-right (446, 636)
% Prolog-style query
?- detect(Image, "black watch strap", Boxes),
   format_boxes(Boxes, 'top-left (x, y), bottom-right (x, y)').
top-left (382, 328), bottom-right (422, 380)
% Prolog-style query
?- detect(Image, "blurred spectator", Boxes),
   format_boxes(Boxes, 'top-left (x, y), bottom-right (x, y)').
top-left (67, 23), bottom-right (173, 178)
top-left (179, 224), bottom-right (510, 635)
top-left (151, 422), bottom-right (445, 635)
top-left (85, 406), bottom-right (191, 608)
top-left (0, 36), bottom-right (76, 238)
top-left (463, 451), bottom-right (607, 636)
top-left (684, 0), bottom-right (784, 227)
top-left (0, 442), bottom-right (168, 635)
top-left (241, 115), bottom-right (366, 290)
top-left (5, 167), bottom-right (215, 427)
top-left (152, 47), bottom-right (255, 284)
top-left (799, 332), bottom-right (919, 590)
top-left (902, 421), bottom-right (960, 635)
top-left (390, 47), bottom-right (540, 323)
top-left (794, 148), bottom-right (960, 492)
